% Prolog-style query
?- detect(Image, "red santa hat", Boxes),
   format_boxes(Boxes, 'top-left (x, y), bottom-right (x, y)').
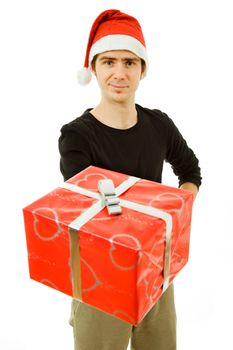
top-left (77, 9), bottom-right (149, 85)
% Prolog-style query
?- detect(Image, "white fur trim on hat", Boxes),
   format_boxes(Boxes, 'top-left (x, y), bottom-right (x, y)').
top-left (89, 34), bottom-right (149, 74)
top-left (77, 67), bottom-right (92, 85)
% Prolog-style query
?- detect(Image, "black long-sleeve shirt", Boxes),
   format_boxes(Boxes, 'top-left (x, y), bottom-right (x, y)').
top-left (58, 104), bottom-right (202, 187)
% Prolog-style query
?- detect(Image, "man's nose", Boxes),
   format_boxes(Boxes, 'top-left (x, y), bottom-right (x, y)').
top-left (113, 63), bottom-right (126, 79)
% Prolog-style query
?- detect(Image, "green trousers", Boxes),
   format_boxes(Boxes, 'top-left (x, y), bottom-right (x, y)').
top-left (69, 283), bottom-right (176, 350)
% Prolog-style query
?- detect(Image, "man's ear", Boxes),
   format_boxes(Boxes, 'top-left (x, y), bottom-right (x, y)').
top-left (140, 71), bottom-right (146, 80)
top-left (91, 65), bottom-right (96, 76)
top-left (140, 60), bottom-right (146, 79)
top-left (90, 55), bottom-right (97, 76)
top-left (140, 70), bottom-right (146, 80)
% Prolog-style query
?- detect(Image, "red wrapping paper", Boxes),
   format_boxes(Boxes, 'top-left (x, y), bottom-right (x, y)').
top-left (23, 165), bottom-right (194, 325)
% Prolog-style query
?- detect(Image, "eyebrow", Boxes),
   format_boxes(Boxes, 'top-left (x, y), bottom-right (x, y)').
top-left (99, 56), bottom-right (140, 62)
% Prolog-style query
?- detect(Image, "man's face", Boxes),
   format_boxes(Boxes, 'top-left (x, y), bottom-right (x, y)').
top-left (92, 50), bottom-right (144, 104)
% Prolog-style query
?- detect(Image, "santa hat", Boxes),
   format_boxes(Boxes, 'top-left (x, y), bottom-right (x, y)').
top-left (77, 9), bottom-right (149, 85)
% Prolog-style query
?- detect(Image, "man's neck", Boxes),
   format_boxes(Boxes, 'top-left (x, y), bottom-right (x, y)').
top-left (90, 100), bottom-right (138, 130)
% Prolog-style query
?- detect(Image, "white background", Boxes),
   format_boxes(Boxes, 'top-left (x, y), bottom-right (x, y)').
top-left (1, 0), bottom-right (233, 349)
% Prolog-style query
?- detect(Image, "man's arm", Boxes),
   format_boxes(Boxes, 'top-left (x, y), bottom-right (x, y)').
top-left (58, 122), bottom-right (92, 181)
top-left (163, 113), bottom-right (202, 194)
top-left (179, 182), bottom-right (198, 200)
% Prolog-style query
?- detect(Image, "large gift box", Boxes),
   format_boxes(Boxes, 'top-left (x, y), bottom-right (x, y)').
top-left (23, 165), bottom-right (194, 325)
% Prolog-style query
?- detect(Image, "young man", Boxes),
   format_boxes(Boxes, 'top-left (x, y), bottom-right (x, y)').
top-left (59, 9), bottom-right (201, 350)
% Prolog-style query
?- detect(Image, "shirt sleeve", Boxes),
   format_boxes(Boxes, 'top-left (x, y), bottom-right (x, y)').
top-left (58, 122), bottom-right (92, 181)
top-left (164, 113), bottom-right (202, 188)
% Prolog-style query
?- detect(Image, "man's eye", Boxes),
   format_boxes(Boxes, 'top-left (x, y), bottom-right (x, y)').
top-left (104, 60), bottom-right (113, 65)
top-left (126, 61), bottom-right (134, 66)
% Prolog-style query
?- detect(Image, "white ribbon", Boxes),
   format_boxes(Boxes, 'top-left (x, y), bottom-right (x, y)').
top-left (59, 175), bottom-right (172, 292)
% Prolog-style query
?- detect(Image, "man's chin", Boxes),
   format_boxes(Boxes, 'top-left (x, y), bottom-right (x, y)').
top-left (108, 92), bottom-right (130, 103)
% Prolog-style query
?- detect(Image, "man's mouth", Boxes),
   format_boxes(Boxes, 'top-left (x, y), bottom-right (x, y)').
top-left (109, 83), bottom-right (129, 89)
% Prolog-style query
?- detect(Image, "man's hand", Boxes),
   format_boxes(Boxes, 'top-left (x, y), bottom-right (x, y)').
top-left (179, 182), bottom-right (198, 200)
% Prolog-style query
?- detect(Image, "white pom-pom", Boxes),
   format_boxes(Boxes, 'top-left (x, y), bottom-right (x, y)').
top-left (77, 67), bottom-right (92, 85)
